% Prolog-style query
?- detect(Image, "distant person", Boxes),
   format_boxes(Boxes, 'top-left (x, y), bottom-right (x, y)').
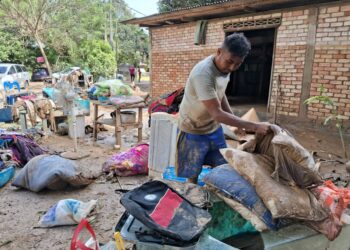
top-left (129, 65), bottom-right (135, 82)
top-left (138, 67), bottom-right (142, 83)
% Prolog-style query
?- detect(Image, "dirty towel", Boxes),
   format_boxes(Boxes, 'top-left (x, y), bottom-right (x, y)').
top-left (109, 95), bottom-right (144, 106)
top-left (102, 144), bottom-right (149, 176)
top-left (203, 164), bottom-right (282, 231)
top-left (39, 199), bottom-right (97, 227)
top-left (12, 154), bottom-right (93, 192)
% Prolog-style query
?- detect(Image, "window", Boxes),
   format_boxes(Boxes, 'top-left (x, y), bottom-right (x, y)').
top-left (15, 65), bottom-right (23, 72)
top-left (20, 66), bottom-right (27, 72)
top-left (0, 66), bottom-right (8, 74)
top-left (8, 66), bottom-right (16, 75)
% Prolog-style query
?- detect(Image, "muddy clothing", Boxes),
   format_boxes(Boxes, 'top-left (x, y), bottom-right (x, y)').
top-left (176, 55), bottom-right (230, 178)
top-left (176, 126), bottom-right (227, 178)
top-left (178, 55), bottom-right (230, 135)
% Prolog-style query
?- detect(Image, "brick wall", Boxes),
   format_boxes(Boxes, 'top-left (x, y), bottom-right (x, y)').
top-left (269, 10), bottom-right (309, 117)
top-left (308, 4), bottom-right (350, 120)
top-left (150, 2), bottom-right (350, 120)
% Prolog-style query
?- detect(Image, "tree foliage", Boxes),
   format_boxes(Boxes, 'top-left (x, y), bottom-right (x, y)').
top-left (157, 0), bottom-right (219, 12)
top-left (77, 40), bottom-right (117, 79)
top-left (0, 0), bottom-right (149, 78)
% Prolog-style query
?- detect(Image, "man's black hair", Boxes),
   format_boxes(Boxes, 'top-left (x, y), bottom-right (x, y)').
top-left (222, 33), bottom-right (251, 58)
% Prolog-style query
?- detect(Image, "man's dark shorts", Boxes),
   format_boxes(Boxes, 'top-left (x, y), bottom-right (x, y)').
top-left (176, 126), bottom-right (227, 178)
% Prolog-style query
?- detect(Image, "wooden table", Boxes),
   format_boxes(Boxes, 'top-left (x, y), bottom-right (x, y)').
top-left (92, 101), bottom-right (145, 149)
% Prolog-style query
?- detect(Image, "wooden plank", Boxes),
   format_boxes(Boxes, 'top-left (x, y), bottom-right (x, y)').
top-left (93, 103), bottom-right (98, 141)
top-left (115, 109), bottom-right (122, 148)
top-left (299, 7), bottom-right (318, 118)
top-left (138, 107), bottom-right (143, 142)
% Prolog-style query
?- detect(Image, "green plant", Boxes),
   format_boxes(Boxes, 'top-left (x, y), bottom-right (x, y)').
top-left (304, 85), bottom-right (348, 159)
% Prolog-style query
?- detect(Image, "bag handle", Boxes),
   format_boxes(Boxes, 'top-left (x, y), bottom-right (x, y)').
top-left (70, 219), bottom-right (98, 250)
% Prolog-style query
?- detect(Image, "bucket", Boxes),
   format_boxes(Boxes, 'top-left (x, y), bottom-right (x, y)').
top-left (75, 98), bottom-right (90, 116)
top-left (121, 111), bottom-right (136, 124)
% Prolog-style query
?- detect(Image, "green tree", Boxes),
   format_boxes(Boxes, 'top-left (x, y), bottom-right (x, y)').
top-left (76, 40), bottom-right (116, 79)
top-left (0, 0), bottom-right (72, 76)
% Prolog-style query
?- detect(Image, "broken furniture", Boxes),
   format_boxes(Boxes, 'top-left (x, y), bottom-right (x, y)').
top-left (92, 100), bottom-right (145, 149)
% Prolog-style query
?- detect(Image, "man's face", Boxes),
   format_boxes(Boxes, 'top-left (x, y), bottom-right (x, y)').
top-left (215, 48), bottom-right (245, 74)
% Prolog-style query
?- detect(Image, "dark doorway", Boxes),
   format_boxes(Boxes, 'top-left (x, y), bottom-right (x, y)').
top-left (225, 28), bottom-right (275, 106)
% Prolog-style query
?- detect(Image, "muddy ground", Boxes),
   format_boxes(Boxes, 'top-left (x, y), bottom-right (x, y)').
top-left (0, 82), bottom-right (349, 249)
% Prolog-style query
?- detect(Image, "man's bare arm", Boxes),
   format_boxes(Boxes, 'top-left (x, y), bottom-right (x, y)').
top-left (221, 95), bottom-right (233, 114)
top-left (202, 98), bottom-right (270, 134)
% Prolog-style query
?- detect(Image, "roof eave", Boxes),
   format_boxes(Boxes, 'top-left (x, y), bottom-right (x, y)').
top-left (122, 0), bottom-right (340, 27)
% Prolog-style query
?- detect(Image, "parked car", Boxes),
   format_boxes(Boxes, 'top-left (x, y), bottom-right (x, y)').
top-left (31, 67), bottom-right (50, 82)
top-left (0, 63), bottom-right (30, 88)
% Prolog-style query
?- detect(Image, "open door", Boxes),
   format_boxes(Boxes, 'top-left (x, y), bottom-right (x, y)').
top-left (225, 28), bottom-right (275, 107)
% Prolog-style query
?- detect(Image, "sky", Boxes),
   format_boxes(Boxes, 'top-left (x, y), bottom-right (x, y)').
top-left (124, 0), bottom-right (159, 17)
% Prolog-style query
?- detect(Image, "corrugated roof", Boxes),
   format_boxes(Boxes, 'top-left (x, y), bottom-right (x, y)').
top-left (123, 0), bottom-right (340, 27)
top-left (159, 0), bottom-right (235, 14)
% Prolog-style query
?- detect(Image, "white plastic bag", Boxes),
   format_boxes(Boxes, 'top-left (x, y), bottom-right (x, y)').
top-left (39, 199), bottom-right (97, 227)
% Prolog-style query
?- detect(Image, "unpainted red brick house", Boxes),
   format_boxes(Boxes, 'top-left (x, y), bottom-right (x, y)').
top-left (125, 0), bottom-right (350, 121)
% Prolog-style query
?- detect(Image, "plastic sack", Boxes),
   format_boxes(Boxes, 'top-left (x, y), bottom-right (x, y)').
top-left (244, 125), bottom-right (322, 188)
top-left (12, 155), bottom-right (93, 192)
top-left (95, 79), bottom-right (133, 96)
top-left (203, 164), bottom-right (281, 231)
top-left (39, 199), bottom-right (97, 227)
top-left (312, 180), bottom-right (350, 225)
top-left (70, 219), bottom-right (99, 250)
top-left (221, 148), bottom-right (327, 221)
top-left (102, 144), bottom-right (149, 176)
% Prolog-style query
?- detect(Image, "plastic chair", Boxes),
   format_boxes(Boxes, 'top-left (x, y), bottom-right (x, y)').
top-left (3, 81), bottom-right (20, 105)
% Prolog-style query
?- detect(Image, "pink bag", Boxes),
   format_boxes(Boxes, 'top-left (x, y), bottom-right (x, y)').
top-left (102, 144), bottom-right (149, 176)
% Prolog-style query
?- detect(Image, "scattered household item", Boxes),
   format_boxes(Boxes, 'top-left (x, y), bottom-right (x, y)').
top-left (203, 164), bottom-right (281, 231)
top-left (115, 212), bottom-right (236, 250)
top-left (71, 219), bottom-right (99, 250)
top-left (109, 95), bottom-right (144, 107)
top-left (221, 148), bottom-right (327, 221)
top-left (12, 154), bottom-right (93, 192)
top-left (0, 107), bottom-right (13, 123)
top-left (52, 67), bottom-right (93, 88)
top-left (148, 87), bottom-right (184, 117)
top-left (0, 133), bottom-right (45, 166)
top-left (39, 199), bottom-right (97, 227)
top-left (148, 112), bottom-right (178, 178)
top-left (92, 101), bottom-right (145, 149)
top-left (0, 166), bottom-right (15, 188)
top-left (313, 180), bottom-right (350, 225)
top-left (93, 79), bottom-right (133, 97)
top-left (120, 180), bottom-right (211, 246)
top-left (102, 144), bottom-right (149, 176)
top-left (54, 78), bottom-right (87, 158)
top-left (206, 198), bottom-right (257, 241)
top-left (163, 166), bottom-right (211, 187)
